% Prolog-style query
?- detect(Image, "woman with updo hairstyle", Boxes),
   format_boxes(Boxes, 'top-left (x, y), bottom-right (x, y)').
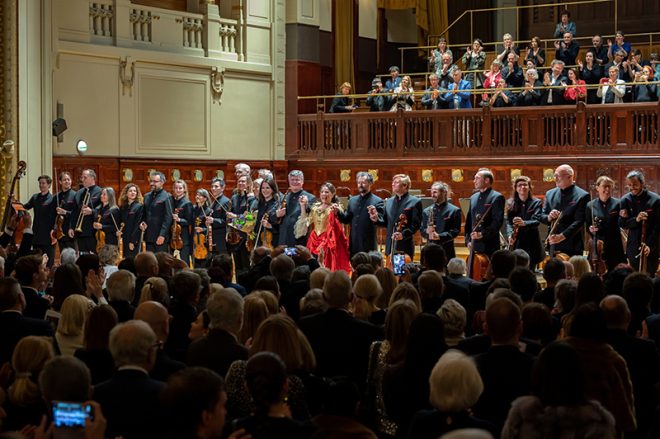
top-left (3, 336), bottom-right (54, 431)
top-left (56, 294), bottom-right (94, 356)
top-left (138, 276), bottom-right (170, 308)
top-left (74, 304), bottom-right (118, 384)
top-left (353, 274), bottom-right (385, 324)
top-left (226, 315), bottom-right (315, 421)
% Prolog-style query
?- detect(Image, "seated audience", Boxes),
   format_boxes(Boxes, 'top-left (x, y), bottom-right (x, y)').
top-left (517, 69), bottom-right (542, 106)
top-left (390, 76), bottom-right (415, 112)
top-left (541, 60), bottom-right (567, 105)
top-left (74, 305), bottom-right (118, 385)
top-left (166, 270), bottom-right (201, 361)
top-left (562, 68), bottom-right (586, 104)
top-left (633, 65), bottom-right (658, 102)
top-left (138, 276), bottom-right (170, 307)
top-left (353, 274), bottom-right (385, 325)
top-left (598, 66), bottom-right (626, 104)
top-left (445, 69), bottom-right (472, 109)
top-left (312, 378), bottom-right (377, 439)
top-left (489, 79), bottom-right (516, 107)
top-left (553, 10), bottom-right (576, 38)
top-left (421, 74), bottom-right (447, 110)
top-left (329, 82), bottom-right (356, 113)
top-left (56, 294), bottom-right (93, 356)
top-left (366, 77), bottom-right (390, 112)
top-left (14, 255), bottom-right (51, 319)
top-left (436, 299), bottom-right (467, 347)
top-left (554, 32), bottom-right (579, 67)
top-left (106, 269), bottom-right (136, 322)
top-left (501, 52), bottom-right (524, 88)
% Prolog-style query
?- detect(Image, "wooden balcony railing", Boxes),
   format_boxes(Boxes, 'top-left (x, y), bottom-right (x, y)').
top-left (291, 102), bottom-right (660, 160)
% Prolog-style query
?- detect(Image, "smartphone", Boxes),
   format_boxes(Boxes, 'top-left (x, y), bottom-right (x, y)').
top-left (52, 401), bottom-right (92, 439)
top-left (284, 247), bottom-right (297, 257)
top-left (392, 253), bottom-right (405, 276)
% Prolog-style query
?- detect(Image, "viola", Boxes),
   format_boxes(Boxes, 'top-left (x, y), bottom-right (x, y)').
top-left (467, 205), bottom-right (493, 281)
top-left (95, 213), bottom-right (106, 253)
top-left (588, 217), bottom-right (607, 276)
top-left (193, 217), bottom-right (208, 260)
top-left (170, 207), bottom-right (183, 251)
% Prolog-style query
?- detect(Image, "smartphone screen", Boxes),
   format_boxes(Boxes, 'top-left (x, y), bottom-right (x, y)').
top-left (284, 247), bottom-right (297, 257)
top-left (52, 401), bottom-right (91, 428)
top-left (392, 254), bottom-right (405, 276)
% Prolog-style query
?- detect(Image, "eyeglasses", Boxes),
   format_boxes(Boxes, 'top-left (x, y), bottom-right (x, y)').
top-left (151, 340), bottom-right (164, 350)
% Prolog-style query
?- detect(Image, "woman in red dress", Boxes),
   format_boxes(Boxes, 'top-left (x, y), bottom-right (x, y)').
top-left (294, 182), bottom-right (350, 272)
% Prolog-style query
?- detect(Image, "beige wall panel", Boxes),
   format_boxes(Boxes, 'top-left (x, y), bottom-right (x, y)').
top-left (211, 75), bottom-right (271, 160)
top-left (386, 9), bottom-right (417, 44)
top-left (136, 73), bottom-right (209, 154)
top-left (52, 55), bottom-right (119, 156)
top-left (248, 0), bottom-right (271, 20)
top-left (246, 26), bottom-right (272, 65)
top-left (319, 0), bottom-right (332, 32)
top-left (359, 0), bottom-right (377, 39)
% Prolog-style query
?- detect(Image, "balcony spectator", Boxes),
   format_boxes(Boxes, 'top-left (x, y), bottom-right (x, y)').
top-left (502, 52), bottom-right (524, 88)
top-left (628, 48), bottom-right (648, 76)
top-left (541, 60), bottom-right (567, 105)
top-left (607, 31), bottom-right (632, 61)
top-left (329, 82), bottom-right (356, 113)
top-left (482, 61), bottom-right (503, 103)
top-left (587, 34), bottom-right (609, 66)
top-left (597, 66), bottom-right (626, 104)
top-left (632, 66), bottom-right (658, 102)
top-left (553, 10), bottom-right (576, 38)
top-left (651, 52), bottom-right (660, 81)
top-left (445, 69), bottom-right (472, 109)
top-left (524, 36), bottom-right (545, 67)
top-left (429, 38), bottom-right (453, 76)
top-left (366, 78), bottom-right (390, 112)
top-left (462, 38), bottom-right (486, 88)
top-left (604, 49), bottom-right (630, 83)
top-left (496, 33), bottom-right (520, 64)
top-left (517, 69), bottom-right (543, 106)
top-left (422, 74), bottom-right (447, 110)
top-left (489, 79), bottom-right (516, 108)
top-left (437, 52), bottom-right (458, 88)
top-left (390, 75), bottom-right (415, 112)
top-left (385, 66), bottom-right (401, 92)
top-left (563, 68), bottom-right (586, 104)
top-left (578, 52), bottom-right (604, 104)
top-left (554, 32), bottom-right (580, 67)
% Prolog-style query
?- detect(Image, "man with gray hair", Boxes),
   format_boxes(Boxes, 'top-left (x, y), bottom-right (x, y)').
top-left (59, 247), bottom-right (77, 265)
top-left (140, 171), bottom-right (173, 252)
top-left (422, 181), bottom-right (462, 259)
top-left (107, 269), bottom-right (136, 322)
top-left (234, 163), bottom-right (251, 179)
top-left (187, 287), bottom-right (248, 377)
top-left (94, 320), bottom-right (165, 439)
top-left (335, 171), bottom-right (383, 256)
top-left (276, 170), bottom-right (316, 246)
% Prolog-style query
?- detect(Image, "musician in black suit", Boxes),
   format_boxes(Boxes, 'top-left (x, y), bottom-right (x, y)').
top-left (369, 174), bottom-right (422, 259)
top-left (540, 164), bottom-right (590, 257)
top-left (505, 176), bottom-right (543, 267)
top-left (276, 170), bottom-right (316, 246)
top-left (207, 178), bottom-right (232, 254)
top-left (619, 170), bottom-right (660, 275)
top-left (93, 188), bottom-right (122, 247)
top-left (118, 184), bottom-right (144, 259)
top-left (586, 176), bottom-right (626, 271)
top-left (227, 174), bottom-right (256, 273)
top-left (140, 172), bottom-right (173, 253)
top-left (171, 180), bottom-right (193, 265)
top-left (465, 169), bottom-right (505, 257)
top-left (53, 171), bottom-right (77, 251)
top-left (23, 175), bottom-right (56, 266)
top-left (69, 169), bottom-right (103, 254)
top-left (335, 171), bottom-right (383, 256)
top-left (421, 181), bottom-right (462, 259)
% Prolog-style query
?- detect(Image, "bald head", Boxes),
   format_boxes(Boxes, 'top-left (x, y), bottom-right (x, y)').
top-left (600, 295), bottom-right (630, 330)
top-left (554, 164), bottom-right (575, 190)
top-left (135, 301), bottom-right (170, 341)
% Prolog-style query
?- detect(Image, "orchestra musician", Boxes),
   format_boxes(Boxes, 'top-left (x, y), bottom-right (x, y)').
top-left (586, 176), bottom-right (626, 271)
top-left (93, 187), bottom-right (121, 246)
top-left (465, 169), bottom-right (505, 258)
top-left (23, 175), bottom-right (56, 266)
top-left (171, 179), bottom-right (193, 264)
top-left (505, 176), bottom-right (543, 267)
top-left (619, 169), bottom-right (660, 275)
top-left (140, 172), bottom-right (173, 253)
top-left (118, 183), bottom-right (144, 259)
top-left (192, 188), bottom-right (213, 268)
top-left (336, 171), bottom-right (384, 256)
top-left (207, 177), bottom-right (232, 254)
top-left (421, 181), bottom-right (462, 259)
top-left (276, 170), bottom-right (316, 246)
top-left (53, 171), bottom-right (77, 252)
top-left (254, 178), bottom-right (280, 248)
top-left (228, 174), bottom-right (256, 273)
top-left (69, 169), bottom-right (102, 254)
top-left (540, 164), bottom-right (589, 257)
top-left (369, 174), bottom-right (422, 259)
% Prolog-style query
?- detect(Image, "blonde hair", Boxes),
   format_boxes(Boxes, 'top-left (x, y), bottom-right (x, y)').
top-left (58, 294), bottom-right (93, 336)
top-left (429, 350), bottom-right (483, 411)
top-left (238, 294), bottom-right (270, 344)
top-left (384, 299), bottom-right (419, 363)
top-left (250, 315), bottom-right (316, 373)
top-left (569, 255), bottom-right (592, 280)
top-left (250, 290), bottom-right (280, 314)
top-left (353, 274), bottom-right (383, 304)
top-left (393, 174), bottom-right (411, 189)
top-left (139, 277), bottom-right (170, 308)
top-left (339, 82), bottom-right (352, 92)
top-left (9, 336), bottom-right (54, 406)
top-left (389, 282), bottom-right (421, 312)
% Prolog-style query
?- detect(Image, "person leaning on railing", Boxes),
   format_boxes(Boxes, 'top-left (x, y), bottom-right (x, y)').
top-left (541, 60), bottom-right (568, 105)
top-left (517, 69), bottom-right (543, 107)
top-left (502, 52), bottom-right (524, 88)
top-left (597, 66), bottom-right (626, 104)
top-left (421, 74), bottom-right (448, 110)
top-left (524, 36), bottom-right (545, 67)
top-left (632, 66), bottom-right (658, 102)
top-left (390, 75), bottom-right (414, 112)
top-left (563, 68), bottom-right (586, 104)
top-left (578, 52), bottom-right (604, 104)
top-left (329, 82), bottom-right (357, 113)
top-left (489, 78), bottom-right (516, 108)
top-left (462, 38), bottom-right (486, 88)
top-left (366, 77), bottom-right (391, 112)
top-left (482, 60), bottom-right (503, 104)
top-left (444, 69), bottom-right (472, 109)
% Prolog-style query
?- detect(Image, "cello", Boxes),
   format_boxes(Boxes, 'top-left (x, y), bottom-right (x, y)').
top-left (193, 217), bottom-right (208, 260)
top-left (386, 213), bottom-right (412, 271)
top-left (540, 212), bottom-right (570, 268)
top-left (1, 161), bottom-right (27, 245)
top-left (169, 207), bottom-right (184, 251)
top-left (466, 205), bottom-right (492, 281)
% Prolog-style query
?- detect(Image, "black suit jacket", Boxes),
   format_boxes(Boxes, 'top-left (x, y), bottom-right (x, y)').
top-left (619, 189), bottom-right (660, 275)
top-left (210, 194), bottom-right (231, 252)
top-left (94, 369), bottom-right (165, 439)
top-left (120, 202), bottom-right (144, 248)
top-left (52, 188), bottom-right (77, 235)
top-left (586, 197), bottom-right (626, 270)
top-left (23, 192), bottom-right (55, 246)
top-left (506, 197), bottom-right (544, 266)
top-left (298, 308), bottom-right (383, 388)
top-left (421, 201), bottom-right (462, 259)
top-left (187, 328), bottom-right (248, 377)
top-left (278, 190), bottom-right (316, 246)
top-left (541, 73), bottom-right (568, 105)
top-left (70, 185), bottom-right (102, 237)
top-left (21, 287), bottom-right (50, 320)
top-left (465, 188), bottom-right (505, 256)
top-left (336, 192), bottom-right (383, 255)
top-left (0, 311), bottom-right (53, 365)
top-left (376, 192), bottom-right (422, 258)
top-left (171, 197), bottom-right (193, 246)
top-left (150, 349), bottom-right (186, 382)
top-left (143, 189), bottom-right (173, 243)
top-left (540, 184), bottom-right (590, 256)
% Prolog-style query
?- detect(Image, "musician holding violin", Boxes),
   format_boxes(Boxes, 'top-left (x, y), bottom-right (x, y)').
top-left (421, 181), bottom-right (461, 259)
top-left (23, 175), bottom-right (56, 266)
top-left (276, 170), bottom-right (316, 246)
top-left (140, 172), bottom-right (172, 253)
top-left (254, 178), bottom-right (280, 249)
top-left (369, 174), bottom-right (422, 259)
top-left (540, 164), bottom-right (589, 257)
top-left (171, 179), bottom-right (193, 264)
top-left (69, 169), bottom-right (102, 254)
top-left (227, 174), bottom-right (256, 273)
top-left (207, 177), bottom-right (232, 254)
top-left (118, 183), bottom-right (144, 258)
top-left (52, 171), bottom-right (77, 252)
top-left (505, 176), bottom-right (543, 268)
top-left (92, 187), bottom-right (121, 250)
top-left (619, 170), bottom-right (660, 276)
top-left (585, 176), bottom-right (626, 272)
top-left (192, 188), bottom-right (213, 267)
top-left (465, 168), bottom-right (505, 258)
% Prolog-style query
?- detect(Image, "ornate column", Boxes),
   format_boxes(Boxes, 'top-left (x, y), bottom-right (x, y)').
top-left (0, 0), bottom-right (18, 225)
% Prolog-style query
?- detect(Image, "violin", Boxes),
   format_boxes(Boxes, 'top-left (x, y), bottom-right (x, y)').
top-left (170, 207), bottom-right (183, 251)
top-left (95, 213), bottom-right (106, 253)
top-left (467, 206), bottom-right (493, 281)
top-left (51, 172), bottom-right (65, 245)
top-left (193, 217), bottom-right (208, 260)
top-left (386, 213), bottom-right (412, 270)
top-left (587, 216), bottom-right (607, 276)
top-left (251, 213), bottom-right (274, 251)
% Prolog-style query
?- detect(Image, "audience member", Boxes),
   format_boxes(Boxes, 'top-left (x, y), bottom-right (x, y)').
top-left (106, 269), bottom-right (136, 322)
top-left (553, 10), bottom-right (576, 37)
top-left (50, 262), bottom-right (84, 311)
top-left (312, 378), bottom-right (377, 439)
top-left (56, 294), bottom-right (93, 356)
top-left (353, 274), bottom-right (385, 325)
top-left (74, 305), bottom-right (118, 384)
top-left (554, 32), bottom-right (579, 66)
top-left (138, 276), bottom-right (170, 308)
top-left (166, 270), bottom-right (201, 361)
top-left (534, 258), bottom-right (565, 308)
top-left (14, 255), bottom-right (50, 319)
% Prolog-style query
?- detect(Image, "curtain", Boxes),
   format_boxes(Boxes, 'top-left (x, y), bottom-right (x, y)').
top-left (334, 0), bottom-right (355, 91)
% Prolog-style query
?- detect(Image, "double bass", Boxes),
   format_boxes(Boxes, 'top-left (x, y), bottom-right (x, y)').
top-left (1, 161), bottom-right (27, 245)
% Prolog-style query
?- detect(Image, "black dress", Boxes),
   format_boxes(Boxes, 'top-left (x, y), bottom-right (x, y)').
top-left (506, 197), bottom-right (544, 267)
